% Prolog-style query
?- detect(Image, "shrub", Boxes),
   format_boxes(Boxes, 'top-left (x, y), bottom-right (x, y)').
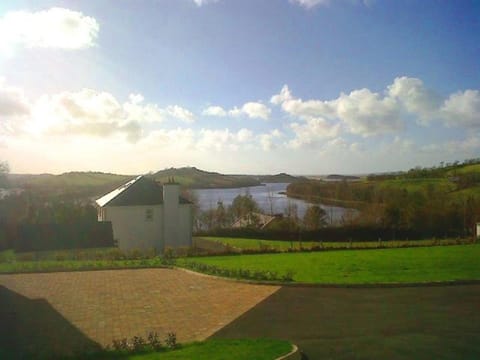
top-left (147, 331), bottom-right (163, 350)
top-left (131, 335), bottom-right (146, 352)
top-left (165, 332), bottom-right (177, 349)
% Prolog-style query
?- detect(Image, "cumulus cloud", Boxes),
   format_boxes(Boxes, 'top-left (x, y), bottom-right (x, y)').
top-left (259, 129), bottom-right (283, 151)
top-left (0, 79), bottom-right (31, 134)
top-left (271, 76), bottom-right (480, 137)
top-left (0, 7), bottom-right (99, 53)
top-left (290, 0), bottom-right (330, 9)
top-left (197, 128), bottom-right (254, 151)
top-left (272, 84), bottom-right (403, 137)
top-left (166, 105), bottom-right (195, 123)
top-left (440, 90), bottom-right (480, 128)
top-left (25, 89), bottom-right (194, 142)
top-left (192, 0), bottom-right (219, 6)
top-left (0, 79), bottom-right (30, 117)
top-left (202, 105), bottom-right (227, 117)
top-left (203, 101), bottom-right (271, 120)
top-left (241, 102), bottom-right (271, 120)
top-left (387, 76), bottom-right (441, 124)
top-left (289, 118), bottom-right (341, 148)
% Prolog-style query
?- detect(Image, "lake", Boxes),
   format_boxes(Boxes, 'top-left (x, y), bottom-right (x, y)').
top-left (193, 182), bottom-right (351, 224)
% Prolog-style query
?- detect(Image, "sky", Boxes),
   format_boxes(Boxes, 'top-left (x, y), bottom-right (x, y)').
top-left (0, 0), bottom-right (479, 175)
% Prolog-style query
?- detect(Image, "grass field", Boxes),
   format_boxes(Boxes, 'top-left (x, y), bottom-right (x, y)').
top-left (199, 236), bottom-right (467, 251)
top-left (180, 244), bottom-right (480, 284)
top-left (125, 339), bottom-right (292, 360)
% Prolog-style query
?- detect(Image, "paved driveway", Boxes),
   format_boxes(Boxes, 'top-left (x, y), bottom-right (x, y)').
top-left (0, 269), bottom-right (279, 357)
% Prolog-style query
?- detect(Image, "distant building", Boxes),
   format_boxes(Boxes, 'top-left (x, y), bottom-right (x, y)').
top-left (96, 176), bottom-right (192, 251)
top-left (232, 212), bottom-right (283, 229)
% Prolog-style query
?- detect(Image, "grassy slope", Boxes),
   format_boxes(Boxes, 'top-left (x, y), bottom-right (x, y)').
top-left (126, 339), bottom-right (292, 360)
top-left (182, 244), bottom-right (480, 284)
top-left (153, 167), bottom-right (261, 189)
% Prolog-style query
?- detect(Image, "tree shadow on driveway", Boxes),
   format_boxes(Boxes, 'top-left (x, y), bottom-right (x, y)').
top-left (0, 285), bottom-right (101, 359)
top-left (210, 285), bottom-right (480, 359)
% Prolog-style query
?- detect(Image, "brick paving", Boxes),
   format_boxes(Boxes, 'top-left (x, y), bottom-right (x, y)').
top-left (0, 269), bottom-right (279, 347)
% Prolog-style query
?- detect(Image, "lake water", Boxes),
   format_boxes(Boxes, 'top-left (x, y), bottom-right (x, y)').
top-left (193, 183), bottom-right (350, 224)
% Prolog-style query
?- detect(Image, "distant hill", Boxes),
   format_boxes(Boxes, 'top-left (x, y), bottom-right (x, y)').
top-left (256, 173), bottom-right (307, 183)
top-left (8, 172), bottom-right (133, 198)
top-left (325, 174), bottom-right (361, 181)
top-left (6, 168), bottom-right (305, 198)
top-left (153, 167), bottom-right (261, 189)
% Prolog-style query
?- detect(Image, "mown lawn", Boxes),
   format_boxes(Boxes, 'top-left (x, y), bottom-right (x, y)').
top-left (180, 244), bottom-right (480, 284)
top-left (125, 339), bottom-right (292, 360)
top-left (199, 236), bottom-right (467, 251)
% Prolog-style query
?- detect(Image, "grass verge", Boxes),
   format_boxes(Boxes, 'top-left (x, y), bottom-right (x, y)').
top-left (199, 236), bottom-right (470, 251)
top-left (0, 257), bottom-right (173, 274)
top-left (178, 244), bottom-right (480, 284)
top-left (126, 339), bottom-right (292, 360)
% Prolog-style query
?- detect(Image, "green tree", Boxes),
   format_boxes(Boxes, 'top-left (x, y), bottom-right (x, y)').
top-left (229, 193), bottom-right (259, 221)
top-left (303, 205), bottom-right (327, 230)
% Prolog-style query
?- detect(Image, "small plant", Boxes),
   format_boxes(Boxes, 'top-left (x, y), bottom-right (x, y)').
top-left (131, 335), bottom-right (146, 352)
top-left (112, 338), bottom-right (129, 351)
top-left (147, 331), bottom-right (163, 350)
top-left (165, 332), bottom-right (177, 349)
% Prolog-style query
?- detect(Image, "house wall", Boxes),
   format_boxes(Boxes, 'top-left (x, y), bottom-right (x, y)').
top-left (174, 204), bottom-right (193, 247)
top-left (104, 205), bottom-right (164, 251)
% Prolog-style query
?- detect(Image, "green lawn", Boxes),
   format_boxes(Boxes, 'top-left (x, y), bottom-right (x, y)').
top-left (125, 339), bottom-right (292, 360)
top-left (180, 244), bottom-right (480, 284)
top-left (199, 236), bottom-right (467, 251)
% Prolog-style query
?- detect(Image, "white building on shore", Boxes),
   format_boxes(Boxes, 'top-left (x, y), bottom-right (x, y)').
top-left (96, 176), bottom-right (192, 251)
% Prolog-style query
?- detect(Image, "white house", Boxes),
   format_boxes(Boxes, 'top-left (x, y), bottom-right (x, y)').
top-left (96, 176), bottom-right (192, 251)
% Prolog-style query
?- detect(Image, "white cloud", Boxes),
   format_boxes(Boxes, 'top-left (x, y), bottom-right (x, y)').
top-left (333, 88), bottom-right (403, 136)
top-left (290, 0), bottom-right (330, 9)
top-left (203, 102), bottom-right (271, 120)
top-left (192, 0), bottom-right (219, 6)
top-left (387, 76), bottom-right (441, 124)
top-left (197, 128), bottom-right (254, 151)
top-left (202, 105), bottom-right (227, 117)
top-left (166, 105), bottom-right (195, 123)
top-left (289, 118), bottom-right (341, 148)
top-left (0, 7), bottom-right (99, 53)
top-left (259, 129), bottom-right (283, 151)
top-left (270, 85), bottom-right (293, 105)
top-left (0, 78), bottom-right (30, 117)
top-left (440, 90), bottom-right (480, 128)
top-left (272, 84), bottom-right (402, 137)
top-left (241, 102), bottom-right (271, 120)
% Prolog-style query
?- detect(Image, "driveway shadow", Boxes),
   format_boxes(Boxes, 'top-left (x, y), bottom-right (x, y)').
top-left (210, 285), bottom-right (480, 359)
top-left (0, 285), bottom-right (102, 359)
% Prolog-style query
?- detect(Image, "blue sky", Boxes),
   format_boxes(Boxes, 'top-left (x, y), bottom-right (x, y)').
top-left (0, 0), bottom-right (479, 175)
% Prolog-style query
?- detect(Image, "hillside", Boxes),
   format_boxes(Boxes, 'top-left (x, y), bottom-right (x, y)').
top-left (8, 172), bottom-right (134, 198)
top-left (287, 159), bottom-right (480, 208)
top-left (256, 173), bottom-right (306, 183)
top-left (153, 167), bottom-right (261, 189)
top-left (6, 168), bottom-right (304, 195)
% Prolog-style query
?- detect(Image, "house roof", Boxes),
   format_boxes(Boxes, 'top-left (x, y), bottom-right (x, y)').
top-left (96, 176), bottom-right (191, 207)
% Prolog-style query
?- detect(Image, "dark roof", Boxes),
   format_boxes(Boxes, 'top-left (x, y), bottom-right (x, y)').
top-left (96, 176), bottom-right (191, 207)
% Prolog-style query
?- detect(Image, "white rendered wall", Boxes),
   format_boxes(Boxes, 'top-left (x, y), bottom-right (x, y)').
top-left (163, 184), bottom-right (179, 248)
top-left (104, 205), bottom-right (164, 251)
top-left (176, 204), bottom-right (193, 247)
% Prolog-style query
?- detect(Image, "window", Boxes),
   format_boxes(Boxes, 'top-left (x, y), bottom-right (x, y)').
top-left (145, 208), bottom-right (153, 221)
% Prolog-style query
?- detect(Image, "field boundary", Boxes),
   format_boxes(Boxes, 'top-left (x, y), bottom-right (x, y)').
top-left (175, 266), bottom-right (480, 288)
